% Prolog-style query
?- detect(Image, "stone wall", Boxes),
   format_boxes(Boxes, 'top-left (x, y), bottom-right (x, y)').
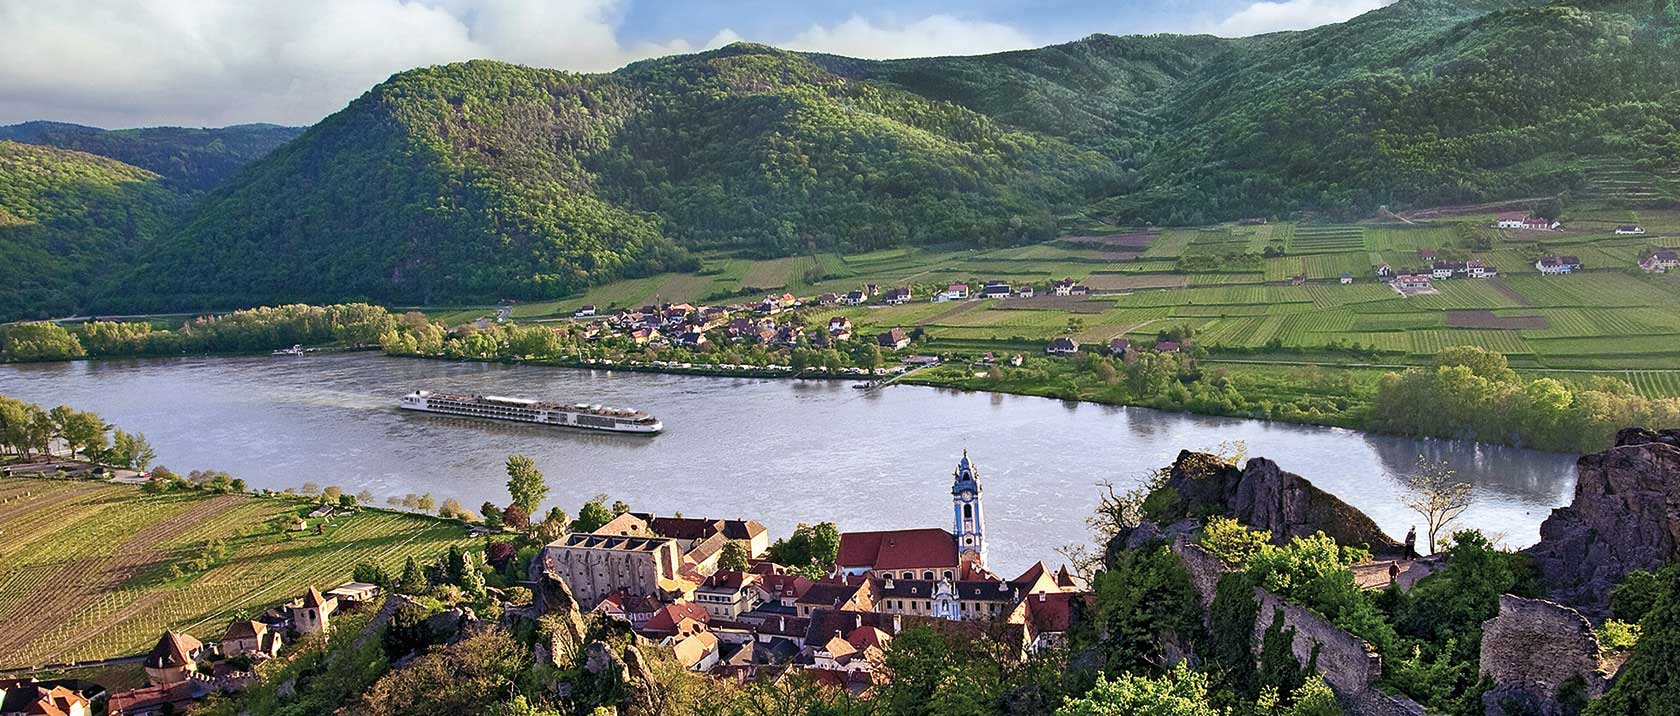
top-left (1526, 427), bottom-right (1680, 616)
top-left (1478, 595), bottom-right (1609, 716)
top-left (1248, 588), bottom-right (1427, 716)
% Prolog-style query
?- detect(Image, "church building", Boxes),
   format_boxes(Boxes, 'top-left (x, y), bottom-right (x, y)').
top-left (835, 451), bottom-right (995, 581)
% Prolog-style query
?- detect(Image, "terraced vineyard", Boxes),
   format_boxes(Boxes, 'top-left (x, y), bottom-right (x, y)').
top-left (0, 478), bottom-right (474, 668)
top-left (1288, 225), bottom-right (1366, 253)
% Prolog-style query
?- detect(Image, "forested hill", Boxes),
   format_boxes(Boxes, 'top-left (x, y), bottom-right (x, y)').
top-left (5, 0), bottom-right (1677, 317)
top-left (0, 121), bottom-right (304, 191)
top-left (0, 141), bottom-right (183, 320)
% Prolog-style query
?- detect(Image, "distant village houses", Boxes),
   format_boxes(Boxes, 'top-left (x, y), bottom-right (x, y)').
top-left (1615, 224), bottom-right (1646, 235)
top-left (1536, 255), bottom-right (1582, 275)
top-left (1495, 211), bottom-right (1560, 231)
top-left (1045, 337), bottom-right (1080, 355)
top-left (1641, 249), bottom-right (1679, 273)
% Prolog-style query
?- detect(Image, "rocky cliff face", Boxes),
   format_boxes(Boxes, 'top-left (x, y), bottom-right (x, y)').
top-left (1158, 450), bottom-right (1403, 553)
top-left (1526, 428), bottom-right (1680, 617)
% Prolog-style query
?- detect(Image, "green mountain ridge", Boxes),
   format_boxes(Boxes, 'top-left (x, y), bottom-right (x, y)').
top-left (0, 141), bottom-right (184, 319)
top-left (3, 0), bottom-right (1678, 318)
top-left (0, 121), bottom-right (305, 191)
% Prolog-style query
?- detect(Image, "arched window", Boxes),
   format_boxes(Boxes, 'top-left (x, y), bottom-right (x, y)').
top-left (902, 571), bottom-right (913, 580)
top-left (963, 504), bottom-right (973, 520)
top-left (923, 571), bottom-right (934, 580)
top-left (942, 570), bottom-right (954, 580)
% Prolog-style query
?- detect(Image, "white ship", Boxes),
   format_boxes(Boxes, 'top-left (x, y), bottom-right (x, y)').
top-left (399, 390), bottom-right (662, 434)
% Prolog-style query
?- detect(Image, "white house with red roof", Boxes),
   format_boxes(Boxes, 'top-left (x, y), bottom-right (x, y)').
top-left (1496, 211), bottom-right (1560, 230)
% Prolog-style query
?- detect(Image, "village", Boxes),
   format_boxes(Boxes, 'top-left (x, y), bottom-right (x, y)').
top-left (0, 452), bottom-right (1089, 715)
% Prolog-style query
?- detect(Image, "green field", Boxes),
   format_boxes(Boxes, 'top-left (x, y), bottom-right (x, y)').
top-left (0, 478), bottom-right (474, 668)
top-left (441, 212), bottom-right (1680, 370)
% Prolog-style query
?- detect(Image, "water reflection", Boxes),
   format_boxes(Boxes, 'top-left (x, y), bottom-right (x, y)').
top-left (0, 353), bottom-right (1580, 574)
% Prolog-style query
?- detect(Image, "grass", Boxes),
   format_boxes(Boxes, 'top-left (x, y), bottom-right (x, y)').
top-left (0, 478), bottom-right (474, 669)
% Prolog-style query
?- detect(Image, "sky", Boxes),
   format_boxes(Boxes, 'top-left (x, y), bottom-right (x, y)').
top-left (0, 0), bottom-right (1395, 129)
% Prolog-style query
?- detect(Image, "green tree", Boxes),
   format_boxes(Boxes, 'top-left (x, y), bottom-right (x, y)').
top-left (718, 540), bottom-right (751, 571)
top-left (480, 502), bottom-right (504, 529)
top-left (1055, 662), bottom-right (1221, 716)
top-left (767, 522), bottom-right (842, 577)
top-left (1588, 569), bottom-right (1680, 716)
top-left (571, 495), bottom-right (615, 533)
top-left (505, 454), bottom-right (548, 515)
top-left (399, 556), bottom-right (427, 594)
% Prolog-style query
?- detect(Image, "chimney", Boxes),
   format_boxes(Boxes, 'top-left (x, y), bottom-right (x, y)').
top-left (854, 614), bottom-right (862, 630)
top-left (778, 616), bottom-right (785, 631)
top-left (892, 614), bottom-right (902, 633)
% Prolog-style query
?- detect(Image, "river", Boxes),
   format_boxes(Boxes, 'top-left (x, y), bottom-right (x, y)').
top-left (0, 353), bottom-right (1580, 575)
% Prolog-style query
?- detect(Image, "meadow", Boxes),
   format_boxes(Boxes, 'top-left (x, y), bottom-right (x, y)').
top-left (0, 478), bottom-right (473, 668)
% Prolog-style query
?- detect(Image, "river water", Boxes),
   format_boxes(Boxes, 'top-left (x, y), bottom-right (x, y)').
top-left (0, 353), bottom-right (1580, 575)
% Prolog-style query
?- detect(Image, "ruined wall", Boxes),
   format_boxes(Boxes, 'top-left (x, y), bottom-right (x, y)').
top-left (1250, 588), bottom-right (1427, 716)
top-left (1479, 595), bottom-right (1609, 716)
top-left (1526, 427), bottom-right (1680, 616)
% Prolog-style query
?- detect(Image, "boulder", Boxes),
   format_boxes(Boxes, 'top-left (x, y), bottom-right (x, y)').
top-left (1525, 428), bottom-right (1680, 617)
top-left (1479, 595), bottom-right (1609, 716)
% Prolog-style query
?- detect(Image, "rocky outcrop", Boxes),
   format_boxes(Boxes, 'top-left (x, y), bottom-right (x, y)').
top-left (423, 606), bottom-right (480, 644)
top-left (537, 570), bottom-right (589, 665)
top-left (1479, 595), bottom-right (1609, 716)
top-left (1526, 428), bottom-right (1680, 617)
top-left (1158, 450), bottom-right (1402, 554)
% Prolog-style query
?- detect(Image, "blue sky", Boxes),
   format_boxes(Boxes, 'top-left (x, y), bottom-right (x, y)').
top-left (0, 0), bottom-right (1391, 128)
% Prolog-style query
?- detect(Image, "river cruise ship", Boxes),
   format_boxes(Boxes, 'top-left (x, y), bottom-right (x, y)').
top-left (399, 390), bottom-right (662, 434)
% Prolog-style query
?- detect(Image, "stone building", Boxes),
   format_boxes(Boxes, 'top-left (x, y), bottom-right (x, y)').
top-left (142, 630), bottom-right (203, 685)
top-left (292, 587), bottom-right (337, 635)
top-left (542, 532), bottom-right (685, 608)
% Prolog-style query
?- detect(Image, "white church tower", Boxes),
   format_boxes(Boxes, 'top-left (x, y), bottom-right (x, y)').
top-left (951, 450), bottom-right (987, 568)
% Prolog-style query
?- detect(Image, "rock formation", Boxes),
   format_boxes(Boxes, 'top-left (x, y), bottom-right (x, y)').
top-left (1478, 595), bottom-right (1609, 716)
top-left (1157, 450), bottom-right (1403, 553)
top-left (537, 569), bottom-right (589, 665)
top-left (1526, 428), bottom-right (1680, 617)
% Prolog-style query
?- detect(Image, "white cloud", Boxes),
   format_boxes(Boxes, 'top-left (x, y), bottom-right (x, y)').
top-left (0, 1), bottom-right (1034, 128)
top-left (1211, 0), bottom-right (1396, 37)
top-left (779, 14), bottom-right (1036, 59)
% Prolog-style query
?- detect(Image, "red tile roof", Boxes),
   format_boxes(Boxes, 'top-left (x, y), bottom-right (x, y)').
top-left (835, 528), bottom-right (957, 571)
top-left (643, 602), bottom-right (709, 634)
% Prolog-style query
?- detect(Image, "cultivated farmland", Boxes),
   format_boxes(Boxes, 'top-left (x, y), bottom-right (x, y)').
top-left (0, 479), bottom-right (474, 669)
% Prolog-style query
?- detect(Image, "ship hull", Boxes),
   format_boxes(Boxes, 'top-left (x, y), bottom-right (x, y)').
top-left (399, 394), bottom-right (662, 434)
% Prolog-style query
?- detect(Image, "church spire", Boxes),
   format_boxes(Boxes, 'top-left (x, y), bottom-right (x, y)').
top-left (951, 450), bottom-right (986, 567)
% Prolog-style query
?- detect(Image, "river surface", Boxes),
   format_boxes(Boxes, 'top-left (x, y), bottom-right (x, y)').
top-left (0, 353), bottom-right (1581, 575)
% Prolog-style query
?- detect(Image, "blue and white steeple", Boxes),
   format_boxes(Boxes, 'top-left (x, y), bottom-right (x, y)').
top-left (951, 449), bottom-right (987, 566)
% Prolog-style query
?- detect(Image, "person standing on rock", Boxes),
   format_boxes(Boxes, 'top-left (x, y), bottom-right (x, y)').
top-left (1405, 526), bottom-right (1418, 559)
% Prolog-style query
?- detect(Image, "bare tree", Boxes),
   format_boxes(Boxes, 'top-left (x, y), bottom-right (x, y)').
top-left (1402, 456), bottom-right (1473, 555)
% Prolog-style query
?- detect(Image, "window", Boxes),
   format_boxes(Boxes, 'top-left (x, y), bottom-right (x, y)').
top-left (943, 570), bottom-right (953, 579)
top-left (963, 504), bottom-right (972, 520)
top-left (923, 571), bottom-right (934, 580)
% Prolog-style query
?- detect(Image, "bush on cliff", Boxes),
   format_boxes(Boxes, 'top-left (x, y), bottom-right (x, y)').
top-left (1588, 568), bottom-right (1680, 716)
